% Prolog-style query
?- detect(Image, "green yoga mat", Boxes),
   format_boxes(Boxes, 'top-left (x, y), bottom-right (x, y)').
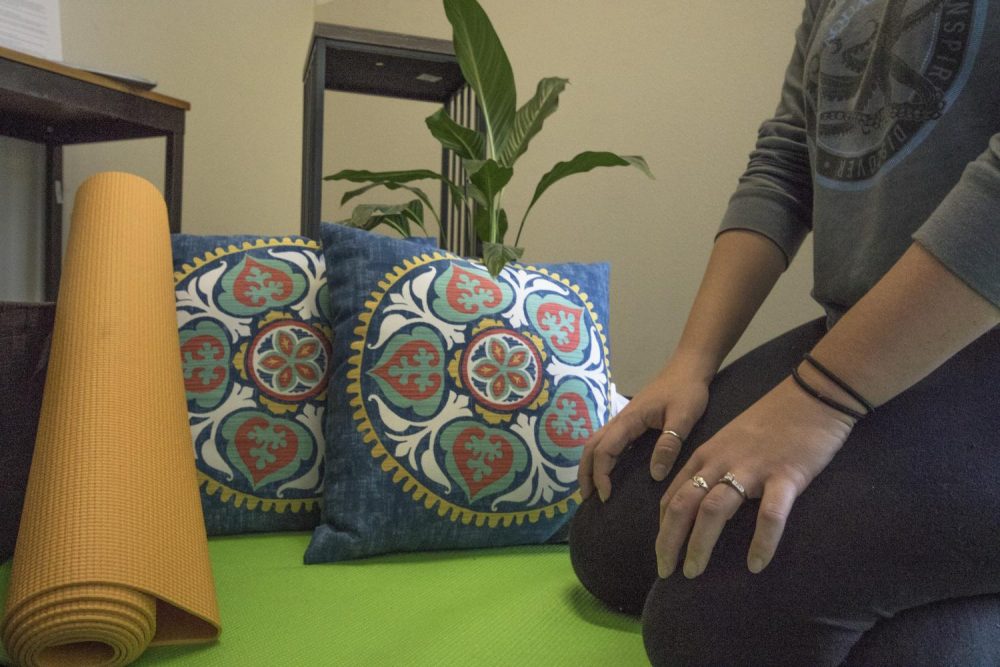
top-left (2, 534), bottom-right (645, 666)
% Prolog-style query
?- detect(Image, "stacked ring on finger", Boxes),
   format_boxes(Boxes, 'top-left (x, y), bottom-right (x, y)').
top-left (691, 475), bottom-right (710, 492)
top-left (717, 471), bottom-right (747, 499)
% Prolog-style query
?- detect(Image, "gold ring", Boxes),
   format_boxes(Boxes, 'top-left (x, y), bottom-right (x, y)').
top-left (717, 472), bottom-right (747, 499)
top-left (691, 475), bottom-right (709, 491)
top-left (662, 429), bottom-right (684, 443)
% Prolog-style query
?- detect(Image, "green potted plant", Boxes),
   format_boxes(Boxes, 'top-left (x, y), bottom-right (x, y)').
top-left (325, 0), bottom-right (652, 275)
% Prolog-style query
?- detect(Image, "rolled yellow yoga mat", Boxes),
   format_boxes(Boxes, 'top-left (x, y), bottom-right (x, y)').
top-left (1, 173), bottom-right (221, 666)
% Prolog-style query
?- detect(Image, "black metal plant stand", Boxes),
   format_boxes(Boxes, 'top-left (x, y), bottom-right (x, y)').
top-left (300, 23), bottom-right (481, 256)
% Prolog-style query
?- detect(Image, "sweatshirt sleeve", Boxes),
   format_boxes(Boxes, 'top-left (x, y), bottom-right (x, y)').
top-left (912, 133), bottom-right (1000, 309)
top-left (716, 1), bottom-right (818, 267)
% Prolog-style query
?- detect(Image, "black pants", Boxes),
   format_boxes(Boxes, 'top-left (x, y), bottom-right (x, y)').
top-left (570, 319), bottom-right (1000, 666)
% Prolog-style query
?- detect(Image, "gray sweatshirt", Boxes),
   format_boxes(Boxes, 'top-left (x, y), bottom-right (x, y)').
top-left (718, 0), bottom-right (1000, 325)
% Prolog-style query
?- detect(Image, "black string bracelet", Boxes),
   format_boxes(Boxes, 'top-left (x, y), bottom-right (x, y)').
top-left (802, 353), bottom-right (875, 414)
top-left (790, 367), bottom-right (868, 421)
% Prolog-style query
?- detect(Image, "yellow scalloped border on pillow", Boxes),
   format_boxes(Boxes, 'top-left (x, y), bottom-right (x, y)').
top-left (198, 471), bottom-right (319, 514)
top-left (173, 236), bottom-right (321, 282)
top-left (347, 251), bottom-right (610, 527)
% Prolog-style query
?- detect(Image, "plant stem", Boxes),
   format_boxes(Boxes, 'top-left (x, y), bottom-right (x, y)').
top-left (489, 202), bottom-right (498, 243)
top-left (491, 187), bottom-right (505, 244)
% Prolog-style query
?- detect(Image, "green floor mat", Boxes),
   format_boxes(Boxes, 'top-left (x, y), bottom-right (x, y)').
top-left (1, 533), bottom-right (645, 666)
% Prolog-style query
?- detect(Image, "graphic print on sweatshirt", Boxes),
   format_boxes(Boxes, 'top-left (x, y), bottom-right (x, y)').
top-left (805, 0), bottom-right (988, 189)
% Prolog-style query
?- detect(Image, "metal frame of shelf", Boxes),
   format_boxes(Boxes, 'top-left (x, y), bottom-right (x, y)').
top-left (301, 23), bottom-right (480, 256)
top-left (0, 46), bottom-right (189, 300)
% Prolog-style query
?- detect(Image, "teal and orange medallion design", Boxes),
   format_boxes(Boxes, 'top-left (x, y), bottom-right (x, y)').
top-left (174, 238), bottom-right (330, 517)
top-left (459, 328), bottom-right (544, 412)
top-left (351, 253), bottom-right (611, 527)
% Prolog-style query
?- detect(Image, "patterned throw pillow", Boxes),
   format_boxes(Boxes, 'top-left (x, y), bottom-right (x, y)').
top-left (172, 235), bottom-right (332, 535)
top-left (305, 223), bottom-right (613, 563)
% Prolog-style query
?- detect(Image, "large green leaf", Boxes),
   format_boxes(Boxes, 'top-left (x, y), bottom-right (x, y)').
top-left (516, 152), bottom-right (653, 244)
top-left (443, 0), bottom-right (516, 157)
top-left (467, 159), bottom-right (513, 205)
top-left (340, 181), bottom-right (429, 210)
top-left (341, 182), bottom-right (440, 224)
top-left (381, 215), bottom-right (411, 237)
top-left (347, 204), bottom-right (381, 230)
top-left (496, 208), bottom-right (509, 242)
top-left (325, 168), bottom-right (464, 204)
top-left (468, 159), bottom-right (512, 244)
top-left (341, 183), bottom-right (446, 245)
top-left (344, 200), bottom-right (427, 237)
top-left (481, 241), bottom-right (523, 277)
top-left (396, 199), bottom-right (427, 234)
top-left (473, 207), bottom-right (508, 244)
top-left (498, 77), bottom-right (568, 167)
top-left (341, 181), bottom-right (425, 206)
top-left (425, 108), bottom-right (485, 160)
top-left (348, 205), bottom-right (411, 237)
top-left (325, 168), bottom-right (442, 183)
top-left (465, 181), bottom-right (489, 208)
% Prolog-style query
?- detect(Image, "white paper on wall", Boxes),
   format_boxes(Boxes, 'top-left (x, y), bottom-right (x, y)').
top-left (0, 0), bottom-right (62, 61)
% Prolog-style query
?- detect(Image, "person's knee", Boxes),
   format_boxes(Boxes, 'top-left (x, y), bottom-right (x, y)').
top-left (642, 567), bottom-right (866, 667)
top-left (569, 493), bottom-right (658, 615)
top-left (843, 595), bottom-right (1000, 667)
top-left (569, 429), bottom-right (664, 614)
top-left (642, 576), bottom-right (733, 667)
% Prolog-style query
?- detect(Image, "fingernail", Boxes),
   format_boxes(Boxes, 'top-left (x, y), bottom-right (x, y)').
top-left (651, 464), bottom-right (668, 481)
top-left (748, 556), bottom-right (764, 574)
top-left (598, 489), bottom-right (609, 503)
top-left (683, 559), bottom-right (701, 579)
top-left (657, 559), bottom-right (670, 579)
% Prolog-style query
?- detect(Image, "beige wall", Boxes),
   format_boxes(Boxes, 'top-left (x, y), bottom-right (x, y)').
top-left (58, 0), bottom-right (315, 236)
top-left (0, 138), bottom-right (45, 300)
top-left (2, 1), bottom-right (821, 394)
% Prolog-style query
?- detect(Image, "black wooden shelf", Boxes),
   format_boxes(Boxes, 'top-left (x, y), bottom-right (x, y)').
top-left (0, 46), bottom-right (189, 300)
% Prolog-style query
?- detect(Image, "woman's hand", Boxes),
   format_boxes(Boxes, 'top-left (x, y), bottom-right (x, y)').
top-left (655, 377), bottom-right (854, 579)
top-left (576, 230), bottom-right (789, 503)
top-left (579, 360), bottom-right (712, 503)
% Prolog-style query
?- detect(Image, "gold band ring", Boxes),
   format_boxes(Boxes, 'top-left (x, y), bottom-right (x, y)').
top-left (661, 429), bottom-right (684, 443)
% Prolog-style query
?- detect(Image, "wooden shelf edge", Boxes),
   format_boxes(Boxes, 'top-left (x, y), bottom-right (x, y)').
top-left (311, 22), bottom-right (454, 56)
top-left (0, 45), bottom-right (191, 110)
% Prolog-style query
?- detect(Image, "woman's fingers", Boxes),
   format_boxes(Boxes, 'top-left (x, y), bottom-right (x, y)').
top-left (579, 371), bottom-right (711, 502)
top-left (662, 451), bottom-right (704, 521)
top-left (656, 462), bottom-right (718, 577)
top-left (681, 473), bottom-right (747, 578)
top-left (651, 379), bottom-right (851, 581)
top-left (649, 428), bottom-right (685, 481)
top-left (747, 477), bottom-right (797, 573)
top-left (577, 423), bottom-right (608, 500)
top-left (658, 470), bottom-right (800, 579)
top-left (589, 411), bottom-right (649, 502)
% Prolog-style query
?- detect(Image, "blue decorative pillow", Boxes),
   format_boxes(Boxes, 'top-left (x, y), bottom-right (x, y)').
top-left (305, 223), bottom-right (612, 562)
top-left (172, 235), bottom-right (333, 535)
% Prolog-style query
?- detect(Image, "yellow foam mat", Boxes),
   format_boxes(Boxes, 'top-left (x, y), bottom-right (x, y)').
top-left (1, 173), bottom-right (220, 666)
